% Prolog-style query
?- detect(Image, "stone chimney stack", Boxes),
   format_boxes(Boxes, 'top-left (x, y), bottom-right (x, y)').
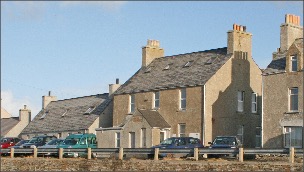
top-left (227, 24), bottom-right (252, 59)
top-left (279, 14), bottom-right (303, 52)
top-left (19, 104), bottom-right (31, 124)
top-left (109, 78), bottom-right (121, 95)
top-left (42, 91), bottom-right (57, 109)
top-left (142, 39), bottom-right (164, 67)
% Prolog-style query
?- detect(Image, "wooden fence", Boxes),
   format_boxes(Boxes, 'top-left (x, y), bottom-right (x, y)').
top-left (1, 147), bottom-right (302, 163)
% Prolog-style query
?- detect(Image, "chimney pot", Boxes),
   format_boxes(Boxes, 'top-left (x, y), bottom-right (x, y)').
top-left (289, 15), bottom-right (293, 24)
top-left (116, 78), bottom-right (119, 84)
top-left (48, 91), bottom-right (51, 96)
top-left (243, 26), bottom-right (247, 32)
top-left (286, 14), bottom-right (289, 23)
top-left (24, 105), bottom-right (27, 109)
top-left (233, 24), bottom-right (236, 30)
top-left (240, 25), bottom-right (243, 31)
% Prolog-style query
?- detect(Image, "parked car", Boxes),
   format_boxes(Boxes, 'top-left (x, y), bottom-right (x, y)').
top-left (10, 140), bottom-right (30, 149)
top-left (150, 137), bottom-right (204, 158)
top-left (21, 135), bottom-right (57, 148)
top-left (207, 136), bottom-right (242, 158)
top-left (38, 138), bottom-right (64, 156)
top-left (0, 137), bottom-right (22, 148)
top-left (57, 133), bottom-right (97, 158)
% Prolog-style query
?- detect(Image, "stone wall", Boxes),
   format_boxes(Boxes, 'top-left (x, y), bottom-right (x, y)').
top-left (1, 158), bottom-right (302, 171)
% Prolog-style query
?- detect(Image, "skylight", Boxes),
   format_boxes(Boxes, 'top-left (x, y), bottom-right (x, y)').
top-left (84, 106), bottom-right (95, 114)
top-left (145, 67), bottom-right (152, 73)
top-left (184, 61), bottom-right (194, 67)
top-left (164, 63), bottom-right (172, 70)
top-left (40, 111), bottom-right (48, 119)
top-left (61, 110), bottom-right (68, 117)
top-left (206, 57), bottom-right (217, 64)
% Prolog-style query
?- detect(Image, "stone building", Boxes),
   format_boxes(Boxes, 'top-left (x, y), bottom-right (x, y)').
top-left (20, 90), bottom-right (116, 139)
top-left (1, 105), bottom-right (31, 138)
top-left (262, 14), bottom-right (303, 148)
top-left (97, 23), bottom-right (262, 148)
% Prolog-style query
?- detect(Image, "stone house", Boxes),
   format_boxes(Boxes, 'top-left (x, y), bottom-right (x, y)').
top-left (97, 23), bottom-right (262, 148)
top-left (262, 14), bottom-right (303, 148)
top-left (1, 106), bottom-right (31, 138)
top-left (20, 86), bottom-right (119, 139)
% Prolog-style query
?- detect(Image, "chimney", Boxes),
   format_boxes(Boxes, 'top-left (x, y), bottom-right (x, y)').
top-left (227, 24), bottom-right (252, 59)
top-left (142, 39), bottom-right (164, 67)
top-left (109, 78), bottom-right (121, 95)
top-left (42, 91), bottom-right (57, 109)
top-left (19, 104), bottom-right (31, 124)
top-left (280, 14), bottom-right (303, 52)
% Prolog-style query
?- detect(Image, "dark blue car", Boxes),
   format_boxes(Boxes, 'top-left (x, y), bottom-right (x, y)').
top-left (207, 136), bottom-right (242, 158)
top-left (151, 137), bottom-right (204, 158)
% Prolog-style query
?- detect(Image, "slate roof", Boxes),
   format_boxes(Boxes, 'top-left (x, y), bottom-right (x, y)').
top-left (263, 38), bottom-right (303, 75)
top-left (1, 108), bottom-right (12, 119)
top-left (138, 109), bottom-right (170, 128)
top-left (115, 47), bottom-right (231, 94)
top-left (1, 117), bottom-right (19, 136)
top-left (21, 94), bottom-right (111, 134)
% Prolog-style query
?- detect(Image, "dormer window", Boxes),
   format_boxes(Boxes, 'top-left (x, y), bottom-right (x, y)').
top-left (84, 106), bottom-right (95, 114)
top-left (183, 61), bottom-right (193, 67)
top-left (291, 55), bottom-right (297, 72)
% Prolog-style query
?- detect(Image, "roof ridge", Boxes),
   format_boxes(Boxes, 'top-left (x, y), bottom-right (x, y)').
top-left (56, 93), bottom-right (109, 102)
top-left (159, 47), bottom-right (227, 59)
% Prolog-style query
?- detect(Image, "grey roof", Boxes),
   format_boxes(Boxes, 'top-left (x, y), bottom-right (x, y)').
top-left (21, 94), bottom-right (111, 134)
top-left (1, 117), bottom-right (19, 136)
top-left (138, 109), bottom-right (170, 128)
top-left (115, 47), bottom-right (231, 94)
top-left (263, 38), bottom-right (303, 75)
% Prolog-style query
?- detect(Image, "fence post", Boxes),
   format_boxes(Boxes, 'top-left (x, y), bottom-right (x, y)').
top-left (194, 148), bottom-right (199, 161)
top-left (289, 147), bottom-right (294, 163)
top-left (87, 148), bottom-right (92, 159)
top-left (238, 148), bottom-right (243, 162)
top-left (154, 148), bottom-right (159, 160)
top-left (10, 148), bottom-right (14, 158)
top-left (119, 147), bottom-right (124, 160)
top-left (59, 148), bottom-right (63, 159)
top-left (33, 147), bottom-right (38, 158)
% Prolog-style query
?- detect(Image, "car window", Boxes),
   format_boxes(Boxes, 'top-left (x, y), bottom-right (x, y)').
top-left (178, 138), bottom-right (186, 146)
top-left (1, 138), bottom-right (8, 143)
top-left (80, 137), bottom-right (87, 145)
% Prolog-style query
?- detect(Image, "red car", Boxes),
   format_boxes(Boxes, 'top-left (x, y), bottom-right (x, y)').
top-left (1, 137), bottom-right (22, 148)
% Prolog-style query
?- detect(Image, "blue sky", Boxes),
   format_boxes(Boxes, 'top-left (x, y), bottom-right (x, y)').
top-left (1, 1), bottom-right (303, 118)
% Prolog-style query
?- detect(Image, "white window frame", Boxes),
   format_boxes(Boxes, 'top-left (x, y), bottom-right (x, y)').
top-left (178, 123), bottom-right (186, 137)
top-left (180, 88), bottom-right (186, 110)
top-left (153, 91), bottom-right (160, 109)
top-left (289, 87), bottom-right (298, 112)
top-left (237, 91), bottom-right (244, 112)
top-left (115, 132), bottom-right (120, 148)
top-left (291, 55), bottom-right (297, 72)
top-left (251, 93), bottom-right (257, 113)
top-left (237, 125), bottom-right (244, 144)
top-left (255, 127), bottom-right (261, 148)
top-left (283, 127), bottom-right (302, 148)
top-left (129, 94), bottom-right (135, 113)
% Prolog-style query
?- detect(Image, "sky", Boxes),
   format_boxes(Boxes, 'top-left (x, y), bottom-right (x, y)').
top-left (1, 1), bottom-right (303, 118)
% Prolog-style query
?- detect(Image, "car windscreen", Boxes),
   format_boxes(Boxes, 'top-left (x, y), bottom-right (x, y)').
top-left (1, 138), bottom-right (9, 143)
top-left (62, 138), bottom-right (80, 145)
top-left (213, 137), bottom-right (236, 145)
top-left (160, 138), bottom-right (176, 145)
top-left (28, 137), bottom-right (44, 143)
top-left (15, 140), bottom-right (29, 146)
top-left (46, 139), bottom-right (59, 145)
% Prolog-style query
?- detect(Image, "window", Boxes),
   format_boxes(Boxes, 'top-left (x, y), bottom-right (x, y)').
top-left (206, 57), bottom-right (217, 64)
top-left (153, 91), bottom-right (160, 109)
top-left (178, 123), bottom-right (186, 137)
top-left (40, 111), bottom-right (48, 119)
top-left (255, 127), bottom-right (261, 148)
top-left (251, 93), bottom-right (257, 113)
top-left (184, 61), bottom-right (194, 67)
top-left (289, 87), bottom-right (298, 111)
top-left (180, 88), bottom-right (186, 110)
top-left (84, 106), bottom-right (95, 114)
top-left (115, 132), bottom-right (120, 148)
top-left (141, 128), bottom-right (146, 148)
top-left (284, 127), bottom-right (302, 148)
top-left (291, 55), bottom-right (297, 72)
top-left (130, 94), bottom-right (135, 113)
top-left (80, 137), bottom-right (86, 145)
top-left (237, 91), bottom-right (244, 112)
top-left (237, 125), bottom-right (244, 144)
top-left (164, 64), bottom-right (172, 70)
top-left (61, 109), bottom-right (68, 117)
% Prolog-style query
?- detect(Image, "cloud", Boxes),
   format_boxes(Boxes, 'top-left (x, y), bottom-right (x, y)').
top-left (2, 1), bottom-right (47, 21)
top-left (59, 1), bottom-right (127, 11)
top-left (1, 90), bottom-right (40, 119)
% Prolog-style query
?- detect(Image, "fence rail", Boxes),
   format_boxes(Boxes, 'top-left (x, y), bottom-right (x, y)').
top-left (1, 147), bottom-right (302, 163)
